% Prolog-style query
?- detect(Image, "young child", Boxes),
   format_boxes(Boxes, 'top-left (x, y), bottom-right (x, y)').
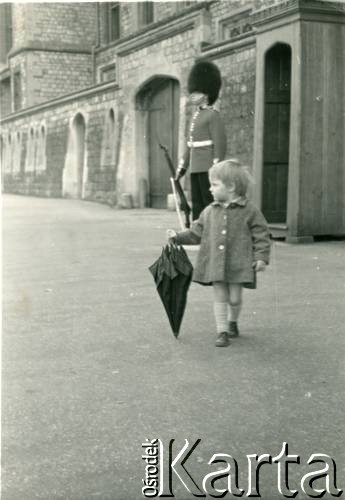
top-left (167, 159), bottom-right (270, 347)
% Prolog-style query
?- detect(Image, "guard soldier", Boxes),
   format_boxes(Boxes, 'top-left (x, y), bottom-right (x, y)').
top-left (176, 60), bottom-right (227, 220)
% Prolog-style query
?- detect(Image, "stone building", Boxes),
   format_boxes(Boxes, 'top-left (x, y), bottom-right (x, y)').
top-left (0, 0), bottom-right (344, 241)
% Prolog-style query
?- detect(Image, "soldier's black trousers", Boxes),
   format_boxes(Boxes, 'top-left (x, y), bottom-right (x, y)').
top-left (191, 172), bottom-right (213, 221)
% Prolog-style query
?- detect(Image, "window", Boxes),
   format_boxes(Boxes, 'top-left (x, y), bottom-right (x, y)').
top-left (13, 131), bottom-right (22, 173)
top-left (5, 133), bottom-right (12, 173)
top-left (0, 77), bottom-right (11, 117)
top-left (0, 136), bottom-right (3, 175)
top-left (26, 128), bottom-right (35, 172)
top-left (0, 4), bottom-right (12, 64)
top-left (13, 68), bottom-right (22, 112)
top-left (219, 8), bottom-right (252, 42)
top-left (101, 108), bottom-right (117, 170)
top-left (36, 126), bottom-right (46, 172)
top-left (100, 64), bottom-right (116, 83)
top-left (138, 2), bottom-right (154, 27)
top-left (175, 2), bottom-right (193, 12)
top-left (108, 3), bottom-right (120, 41)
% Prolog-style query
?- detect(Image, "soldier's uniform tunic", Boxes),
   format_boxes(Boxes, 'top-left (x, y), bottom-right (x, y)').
top-left (180, 106), bottom-right (227, 220)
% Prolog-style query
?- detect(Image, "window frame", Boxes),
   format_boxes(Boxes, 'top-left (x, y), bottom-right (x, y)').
top-left (12, 67), bottom-right (22, 112)
top-left (108, 2), bottom-right (121, 42)
top-left (175, 2), bottom-right (193, 13)
top-left (137, 1), bottom-right (154, 28)
top-left (98, 62), bottom-right (117, 84)
top-left (217, 6), bottom-right (253, 43)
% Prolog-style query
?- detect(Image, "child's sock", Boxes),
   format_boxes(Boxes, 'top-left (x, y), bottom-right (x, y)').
top-left (229, 303), bottom-right (241, 323)
top-left (214, 302), bottom-right (229, 333)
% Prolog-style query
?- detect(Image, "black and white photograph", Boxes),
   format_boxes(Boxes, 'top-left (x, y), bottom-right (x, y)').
top-left (1, 0), bottom-right (345, 498)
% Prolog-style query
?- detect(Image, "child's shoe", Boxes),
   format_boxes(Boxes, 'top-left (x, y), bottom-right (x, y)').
top-left (215, 332), bottom-right (231, 347)
top-left (228, 321), bottom-right (239, 338)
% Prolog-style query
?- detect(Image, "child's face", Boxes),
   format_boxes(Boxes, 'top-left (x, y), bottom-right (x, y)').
top-left (209, 178), bottom-right (232, 202)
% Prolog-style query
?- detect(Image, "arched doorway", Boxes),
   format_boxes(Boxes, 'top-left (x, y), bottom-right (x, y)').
top-left (34, 129), bottom-right (39, 172)
top-left (0, 135), bottom-right (3, 185)
top-left (101, 108), bottom-right (116, 170)
top-left (106, 108), bottom-right (117, 187)
top-left (262, 43), bottom-right (291, 223)
top-left (63, 113), bottom-right (86, 198)
top-left (108, 108), bottom-right (115, 167)
top-left (137, 77), bottom-right (180, 208)
top-left (13, 131), bottom-right (21, 174)
top-left (6, 133), bottom-right (12, 174)
top-left (37, 126), bottom-right (46, 172)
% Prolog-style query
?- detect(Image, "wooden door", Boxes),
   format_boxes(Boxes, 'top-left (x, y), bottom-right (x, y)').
top-left (148, 79), bottom-right (179, 208)
top-left (262, 44), bottom-right (291, 223)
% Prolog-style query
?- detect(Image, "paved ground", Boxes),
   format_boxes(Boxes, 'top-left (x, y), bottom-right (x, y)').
top-left (2, 194), bottom-right (345, 500)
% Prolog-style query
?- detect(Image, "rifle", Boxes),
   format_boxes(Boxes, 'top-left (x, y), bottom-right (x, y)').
top-left (158, 143), bottom-right (191, 229)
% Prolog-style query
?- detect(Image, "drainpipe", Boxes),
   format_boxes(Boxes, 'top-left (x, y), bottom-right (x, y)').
top-left (91, 45), bottom-right (96, 85)
top-left (96, 2), bottom-right (100, 47)
top-left (91, 3), bottom-right (101, 85)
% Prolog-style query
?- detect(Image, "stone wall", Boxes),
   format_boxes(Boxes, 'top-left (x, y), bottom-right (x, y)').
top-left (0, 2), bottom-right (97, 113)
top-left (94, 0), bottom-right (276, 189)
top-left (11, 4), bottom-right (29, 49)
top-left (26, 51), bottom-right (93, 105)
top-left (1, 1), bottom-right (263, 204)
top-left (1, 85), bottom-right (120, 201)
top-left (12, 3), bottom-right (96, 50)
top-left (0, 4), bottom-right (12, 66)
top-left (98, 2), bottom-right (201, 45)
top-left (6, 50), bottom-right (93, 110)
top-left (216, 47), bottom-right (257, 166)
top-left (95, 20), bottom-right (199, 204)
top-left (2, 0), bottom-right (344, 240)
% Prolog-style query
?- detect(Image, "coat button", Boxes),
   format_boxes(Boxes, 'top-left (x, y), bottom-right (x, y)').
top-left (221, 230), bottom-right (226, 235)
top-left (219, 245), bottom-right (224, 250)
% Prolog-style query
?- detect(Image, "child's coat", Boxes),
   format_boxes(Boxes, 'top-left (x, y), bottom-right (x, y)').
top-left (174, 199), bottom-right (270, 287)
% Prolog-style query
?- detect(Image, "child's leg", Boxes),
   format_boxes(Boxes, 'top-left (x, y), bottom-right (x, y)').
top-left (228, 284), bottom-right (242, 338)
top-left (229, 284), bottom-right (243, 323)
top-left (213, 282), bottom-right (230, 333)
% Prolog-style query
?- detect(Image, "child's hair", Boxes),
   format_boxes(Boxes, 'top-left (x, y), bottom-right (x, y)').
top-left (209, 158), bottom-right (253, 197)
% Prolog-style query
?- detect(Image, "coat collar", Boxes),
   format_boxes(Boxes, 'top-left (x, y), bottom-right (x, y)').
top-left (212, 197), bottom-right (247, 208)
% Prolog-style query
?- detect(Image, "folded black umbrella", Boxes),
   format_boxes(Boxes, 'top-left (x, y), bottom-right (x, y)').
top-left (149, 244), bottom-right (193, 337)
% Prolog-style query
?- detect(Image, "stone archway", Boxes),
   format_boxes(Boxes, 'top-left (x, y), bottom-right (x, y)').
top-left (101, 108), bottom-right (117, 171)
top-left (13, 131), bottom-right (22, 174)
top-left (6, 133), bottom-right (12, 174)
top-left (136, 76), bottom-right (180, 208)
top-left (0, 135), bottom-right (4, 185)
top-left (37, 125), bottom-right (46, 172)
top-left (26, 128), bottom-right (35, 173)
top-left (63, 113), bottom-right (86, 199)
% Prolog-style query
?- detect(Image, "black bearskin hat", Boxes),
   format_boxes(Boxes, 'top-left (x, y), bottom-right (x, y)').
top-left (187, 60), bottom-right (222, 105)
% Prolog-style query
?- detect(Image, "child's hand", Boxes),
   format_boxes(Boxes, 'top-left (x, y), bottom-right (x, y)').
top-left (253, 260), bottom-right (266, 272)
top-left (166, 229), bottom-right (177, 243)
